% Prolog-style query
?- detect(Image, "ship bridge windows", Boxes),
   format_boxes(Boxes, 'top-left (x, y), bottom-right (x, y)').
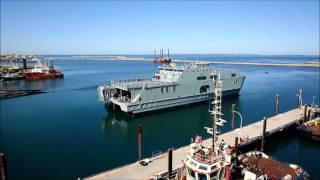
top-left (231, 73), bottom-right (236, 77)
top-left (197, 76), bottom-right (207, 80)
top-left (199, 165), bottom-right (208, 171)
top-left (198, 173), bottom-right (207, 180)
top-left (210, 75), bottom-right (217, 80)
top-left (200, 85), bottom-right (210, 93)
top-left (153, 75), bottom-right (160, 80)
top-left (187, 169), bottom-right (196, 179)
top-left (210, 171), bottom-right (219, 179)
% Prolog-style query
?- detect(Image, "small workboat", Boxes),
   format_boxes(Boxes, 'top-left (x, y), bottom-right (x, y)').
top-left (297, 117), bottom-right (320, 142)
top-left (0, 72), bottom-right (24, 81)
top-left (237, 151), bottom-right (310, 179)
top-left (297, 105), bottom-right (320, 142)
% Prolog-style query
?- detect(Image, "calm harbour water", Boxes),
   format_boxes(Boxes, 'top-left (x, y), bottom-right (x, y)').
top-left (1, 55), bottom-right (320, 180)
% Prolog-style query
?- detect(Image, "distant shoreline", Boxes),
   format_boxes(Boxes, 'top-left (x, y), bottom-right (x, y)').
top-left (1, 55), bottom-right (319, 68)
top-left (67, 55), bottom-right (320, 68)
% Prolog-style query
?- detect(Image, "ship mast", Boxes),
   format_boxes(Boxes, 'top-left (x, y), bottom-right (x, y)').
top-left (211, 71), bottom-right (223, 152)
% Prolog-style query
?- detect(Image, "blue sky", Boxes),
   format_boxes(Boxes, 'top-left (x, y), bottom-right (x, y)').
top-left (1, 1), bottom-right (319, 55)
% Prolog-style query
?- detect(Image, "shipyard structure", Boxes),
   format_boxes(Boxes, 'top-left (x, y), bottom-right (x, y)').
top-left (97, 62), bottom-right (245, 114)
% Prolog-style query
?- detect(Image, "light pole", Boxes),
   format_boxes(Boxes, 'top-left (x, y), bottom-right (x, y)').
top-left (233, 110), bottom-right (243, 130)
top-left (312, 96), bottom-right (316, 106)
top-left (233, 110), bottom-right (244, 140)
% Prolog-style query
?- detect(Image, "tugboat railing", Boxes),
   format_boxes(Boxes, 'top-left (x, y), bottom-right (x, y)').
top-left (192, 152), bottom-right (223, 164)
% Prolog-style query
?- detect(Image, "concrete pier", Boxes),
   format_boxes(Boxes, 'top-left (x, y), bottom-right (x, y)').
top-left (84, 107), bottom-right (305, 180)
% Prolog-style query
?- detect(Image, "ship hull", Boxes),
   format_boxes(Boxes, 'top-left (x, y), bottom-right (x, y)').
top-left (297, 125), bottom-right (320, 142)
top-left (107, 89), bottom-right (240, 114)
top-left (24, 72), bottom-right (64, 80)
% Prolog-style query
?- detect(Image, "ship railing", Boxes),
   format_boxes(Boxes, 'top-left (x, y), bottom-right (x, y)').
top-left (111, 79), bottom-right (177, 89)
top-left (112, 96), bottom-right (131, 103)
top-left (192, 151), bottom-right (223, 165)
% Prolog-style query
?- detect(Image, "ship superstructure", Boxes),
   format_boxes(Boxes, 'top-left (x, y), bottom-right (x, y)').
top-left (97, 62), bottom-right (245, 115)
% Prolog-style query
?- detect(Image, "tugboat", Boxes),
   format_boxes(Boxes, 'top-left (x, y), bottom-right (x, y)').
top-left (23, 58), bottom-right (63, 80)
top-left (181, 72), bottom-right (236, 180)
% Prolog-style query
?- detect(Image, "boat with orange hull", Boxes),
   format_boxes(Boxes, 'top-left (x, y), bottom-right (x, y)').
top-left (23, 58), bottom-right (64, 80)
top-left (24, 71), bottom-right (63, 80)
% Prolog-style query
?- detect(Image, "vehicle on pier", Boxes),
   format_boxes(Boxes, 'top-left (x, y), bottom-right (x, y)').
top-left (97, 62), bottom-right (245, 115)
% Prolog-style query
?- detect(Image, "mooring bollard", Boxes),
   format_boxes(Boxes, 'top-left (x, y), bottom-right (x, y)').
top-left (168, 148), bottom-right (172, 178)
top-left (303, 104), bottom-right (307, 122)
top-left (0, 153), bottom-right (8, 180)
top-left (231, 104), bottom-right (236, 129)
top-left (137, 125), bottom-right (143, 161)
top-left (274, 94), bottom-right (279, 114)
top-left (261, 117), bottom-right (267, 152)
top-left (234, 137), bottom-right (239, 155)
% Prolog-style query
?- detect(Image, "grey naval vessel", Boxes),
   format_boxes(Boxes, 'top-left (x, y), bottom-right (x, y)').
top-left (97, 62), bottom-right (245, 115)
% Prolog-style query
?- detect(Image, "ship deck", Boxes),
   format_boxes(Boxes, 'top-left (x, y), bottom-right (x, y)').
top-left (84, 107), bottom-right (306, 180)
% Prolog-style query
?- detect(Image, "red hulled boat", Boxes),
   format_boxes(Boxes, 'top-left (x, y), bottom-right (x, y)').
top-left (23, 58), bottom-right (64, 80)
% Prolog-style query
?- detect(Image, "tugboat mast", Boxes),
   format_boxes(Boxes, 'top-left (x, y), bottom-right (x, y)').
top-left (211, 71), bottom-right (223, 152)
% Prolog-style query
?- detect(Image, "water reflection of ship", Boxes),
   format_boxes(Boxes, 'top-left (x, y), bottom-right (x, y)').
top-left (24, 78), bottom-right (63, 92)
top-left (101, 110), bottom-right (129, 135)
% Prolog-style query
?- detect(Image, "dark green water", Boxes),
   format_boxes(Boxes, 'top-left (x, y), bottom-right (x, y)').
top-left (1, 55), bottom-right (319, 180)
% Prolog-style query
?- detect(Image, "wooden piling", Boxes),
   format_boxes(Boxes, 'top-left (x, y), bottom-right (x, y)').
top-left (274, 94), bottom-right (279, 114)
top-left (261, 117), bottom-right (267, 152)
top-left (168, 149), bottom-right (172, 178)
top-left (297, 89), bottom-right (303, 108)
top-left (137, 125), bottom-right (143, 161)
top-left (303, 104), bottom-right (307, 122)
top-left (0, 153), bottom-right (8, 180)
top-left (231, 104), bottom-right (236, 129)
top-left (307, 109), bottom-right (311, 121)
